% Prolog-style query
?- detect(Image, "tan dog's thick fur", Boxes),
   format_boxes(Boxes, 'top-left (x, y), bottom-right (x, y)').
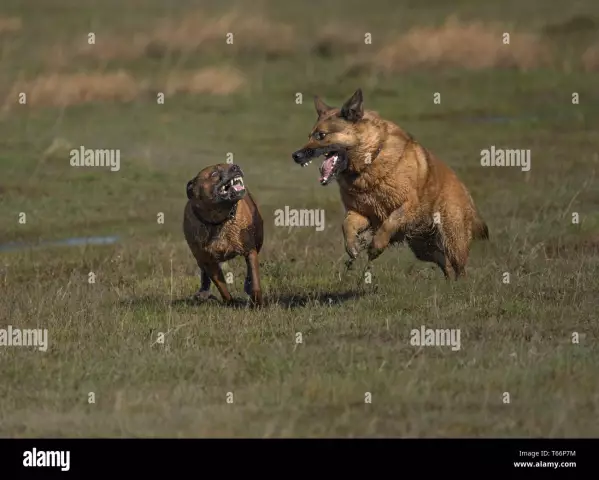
top-left (291, 89), bottom-right (488, 279)
top-left (183, 163), bottom-right (264, 306)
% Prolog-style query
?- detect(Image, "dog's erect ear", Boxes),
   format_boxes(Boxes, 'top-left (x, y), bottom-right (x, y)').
top-left (340, 88), bottom-right (364, 122)
top-left (314, 96), bottom-right (333, 117)
top-left (186, 179), bottom-right (194, 199)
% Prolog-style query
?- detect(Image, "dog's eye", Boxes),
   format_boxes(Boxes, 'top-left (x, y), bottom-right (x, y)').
top-left (314, 131), bottom-right (327, 140)
top-left (211, 171), bottom-right (219, 178)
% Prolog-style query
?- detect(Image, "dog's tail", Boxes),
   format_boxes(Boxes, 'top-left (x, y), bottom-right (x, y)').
top-left (473, 214), bottom-right (489, 241)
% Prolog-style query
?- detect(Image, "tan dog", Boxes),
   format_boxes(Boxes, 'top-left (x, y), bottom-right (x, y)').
top-left (291, 89), bottom-right (488, 279)
top-left (183, 163), bottom-right (263, 306)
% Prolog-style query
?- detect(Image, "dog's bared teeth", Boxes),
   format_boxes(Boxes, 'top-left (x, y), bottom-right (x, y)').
top-left (229, 176), bottom-right (244, 187)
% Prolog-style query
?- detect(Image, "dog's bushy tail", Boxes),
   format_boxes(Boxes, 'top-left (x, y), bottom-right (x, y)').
top-left (473, 215), bottom-right (489, 240)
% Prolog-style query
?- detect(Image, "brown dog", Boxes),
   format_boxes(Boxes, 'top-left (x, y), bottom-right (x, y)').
top-left (183, 163), bottom-right (264, 306)
top-left (291, 88), bottom-right (488, 280)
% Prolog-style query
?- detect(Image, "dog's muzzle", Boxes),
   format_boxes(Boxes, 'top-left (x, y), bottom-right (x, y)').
top-left (293, 145), bottom-right (344, 167)
top-left (292, 148), bottom-right (314, 165)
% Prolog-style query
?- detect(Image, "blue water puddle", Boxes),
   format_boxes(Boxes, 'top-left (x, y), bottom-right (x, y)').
top-left (0, 236), bottom-right (120, 253)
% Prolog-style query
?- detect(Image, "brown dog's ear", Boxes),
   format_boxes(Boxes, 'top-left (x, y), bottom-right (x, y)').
top-left (314, 96), bottom-right (333, 117)
top-left (186, 180), bottom-right (194, 199)
top-left (340, 88), bottom-right (364, 122)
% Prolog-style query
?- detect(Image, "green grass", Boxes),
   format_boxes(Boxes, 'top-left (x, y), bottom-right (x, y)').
top-left (1, 0), bottom-right (598, 437)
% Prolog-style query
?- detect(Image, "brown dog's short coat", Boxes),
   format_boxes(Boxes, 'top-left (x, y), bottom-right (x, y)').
top-left (292, 89), bottom-right (488, 280)
top-left (183, 163), bottom-right (263, 306)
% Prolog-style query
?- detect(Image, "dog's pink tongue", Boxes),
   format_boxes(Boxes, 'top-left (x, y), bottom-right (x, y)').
top-left (232, 184), bottom-right (244, 192)
top-left (319, 156), bottom-right (337, 184)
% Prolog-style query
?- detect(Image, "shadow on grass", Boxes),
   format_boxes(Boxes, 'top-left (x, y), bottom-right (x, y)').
top-left (268, 290), bottom-right (366, 309)
top-left (120, 290), bottom-right (366, 310)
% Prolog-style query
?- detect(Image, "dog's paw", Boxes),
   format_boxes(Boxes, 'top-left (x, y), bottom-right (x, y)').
top-left (345, 244), bottom-right (359, 260)
top-left (345, 249), bottom-right (359, 260)
top-left (367, 244), bottom-right (384, 262)
top-left (344, 257), bottom-right (356, 270)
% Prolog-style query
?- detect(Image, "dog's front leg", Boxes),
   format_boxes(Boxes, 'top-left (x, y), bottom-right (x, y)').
top-left (244, 249), bottom-right (263, 307)
top-left (203, 261), bottom-right (234, 304)
top-left (342, 211), bottom-right (370, 268)
top-left (193, 266), bottom-right (214, 301)
top-left (368, 204), bottom-right (415, 261)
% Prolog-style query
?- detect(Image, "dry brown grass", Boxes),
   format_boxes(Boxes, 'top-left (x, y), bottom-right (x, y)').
top-left (228, 15), bottom-right (295, 56)
top-left (75, 35), bottom-right (149, 63)
top-left (4, 71), bottom-right (140, 109)
top-left (311, 25), bottom-right (367, 57)
top-left (4, 67), bottom-right (245, 110)
top-left (0, 16), bottom-right (21, 34)
top-left (41, 44), bottom-right (72, 69)
top-left (163, 67), bottom-right (245, 96)
top-left (71, 9), bottom-right (295, 63)
top-left (581, 44), bottom-right (599, 71)
top-left (354, 16), bottom-right (552, 73)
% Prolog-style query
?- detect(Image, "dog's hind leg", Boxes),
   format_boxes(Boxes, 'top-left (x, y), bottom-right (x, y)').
top-left (446, 243), bottom-right (470, 280)
top-left (407, 236), bottom-right (452, 280)
top-left (437, 222), bottom-right (471, 280)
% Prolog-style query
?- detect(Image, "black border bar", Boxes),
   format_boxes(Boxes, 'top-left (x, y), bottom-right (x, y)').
top-left (1, 439), bottom-right (593, 476)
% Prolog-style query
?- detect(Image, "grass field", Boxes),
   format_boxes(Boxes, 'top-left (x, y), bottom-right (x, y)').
top-left (1, 0), bottom-right (598, 437)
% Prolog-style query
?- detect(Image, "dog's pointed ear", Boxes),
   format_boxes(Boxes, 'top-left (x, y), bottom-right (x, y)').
top-left (314, 96), bottom-right (333, 117)
top-left (186, 179), bottom-right (194, 199)
top-left (340, 88), bottom-right (364, 122)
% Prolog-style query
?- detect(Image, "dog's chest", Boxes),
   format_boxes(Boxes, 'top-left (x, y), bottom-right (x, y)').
top-left (204, 227), bottom-right (245, 261)
top-left (339, 182), bottom-right (400, 223)
top-left (183, 213), bottom-right (244, 263)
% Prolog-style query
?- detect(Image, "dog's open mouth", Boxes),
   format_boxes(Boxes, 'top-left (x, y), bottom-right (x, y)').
top-left (319, 151), bottom-right (342, 186)
top-left (293, 145), bottom-right (347, 185)
top-left (218, 175), bottom-right (245, 199)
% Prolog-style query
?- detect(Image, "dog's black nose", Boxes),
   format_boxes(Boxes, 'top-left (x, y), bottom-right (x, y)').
top-left (230, 164), bottom-right (241, 172)
top-left (292, 150), bottom-right (305, 162)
